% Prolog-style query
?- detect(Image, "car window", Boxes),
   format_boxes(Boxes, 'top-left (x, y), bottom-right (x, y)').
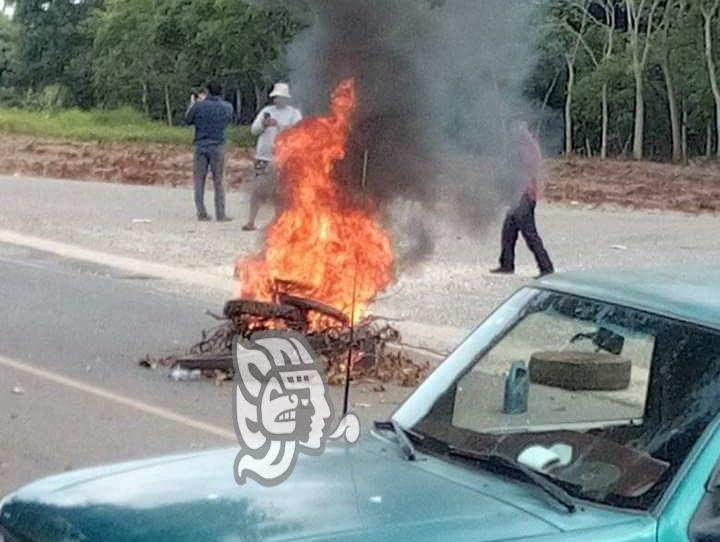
top-left (453, 306), bottom-right (654, 434)
top-left (412, 288), bottom-right (720, 511)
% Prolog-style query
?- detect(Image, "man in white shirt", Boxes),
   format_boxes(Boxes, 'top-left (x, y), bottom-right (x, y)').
top-left (243, 82), bottom-right (302, 231)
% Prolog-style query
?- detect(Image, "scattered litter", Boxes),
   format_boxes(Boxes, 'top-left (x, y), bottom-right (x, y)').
top-left (570, 200), bottom-right (580, 206)
top-left (611, 244), bottom-right (628, 251)
top-left (132, 218), bottom-right (153, 224)
top-left (170, 366), bottom-right (202, 382)
top-left (354, 402), bottom-right (372, 409)
top-left (138, 355), bottom-right (158, 370)
top-left (373, 384), bottom-right (386, 393)
top-left (11, 386), bottom-right (25, 396)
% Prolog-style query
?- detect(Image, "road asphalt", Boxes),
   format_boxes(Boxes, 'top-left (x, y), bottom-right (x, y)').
top-left (0, 242), bottom-right (411, 495)
top-left (1, 174), bottom-right (719, 352)
top-left (1, 174), bottom-right (718, 495)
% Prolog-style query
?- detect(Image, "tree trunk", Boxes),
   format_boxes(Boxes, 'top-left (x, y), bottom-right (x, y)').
top-left (141, 81), bottom-right (150, 118)
top-left (632, 69), bottom-right (644, 160)
top-left (164, 84), bottom-right (173, 127)
top-left (253, 82), bottom-right (263, 113)
top-left (235, 88), bottom-right (242, 123)
top-left (681, 103), bottom-right (688, 166)
top-left (707, 120), bottom-right (713, 158)
top-left (703, 8), bottom-right (720, 158)
top-left (601, 83), bottom-right (608, 160)
top-left (565, 58), bottom-right (575, 156)
top-left (661, 53), bottom-right (682, 163)
top-left (536, 69), bottom-right (560, 139)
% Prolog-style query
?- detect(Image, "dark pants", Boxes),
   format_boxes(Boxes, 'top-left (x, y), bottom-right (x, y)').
top-left (193, 144), bottom-right (226, 219)
top-left (499, 194), bottom-right (554, 273)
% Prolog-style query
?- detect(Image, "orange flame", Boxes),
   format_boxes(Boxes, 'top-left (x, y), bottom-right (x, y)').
top-left (235, 79), bottom-right (394, 325)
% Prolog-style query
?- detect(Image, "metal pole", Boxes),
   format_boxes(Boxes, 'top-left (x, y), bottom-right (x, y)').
top-left (342, 149), bottom-right (369, 417)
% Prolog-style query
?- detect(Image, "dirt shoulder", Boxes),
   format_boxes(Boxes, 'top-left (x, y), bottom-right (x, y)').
top-left (545, 158), bottom-right (720, 213)
top-left (0, 135), bottom-right (255, 188)
top-left (0, 135), bottom-right (717, 213)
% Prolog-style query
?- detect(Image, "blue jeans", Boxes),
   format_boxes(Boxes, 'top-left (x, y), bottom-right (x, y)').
top-left (193, 144), bottom-right (226, 218)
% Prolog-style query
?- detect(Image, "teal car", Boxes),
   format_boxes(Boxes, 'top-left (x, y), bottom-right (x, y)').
top-left (3, 268), bottom-right (720, 541)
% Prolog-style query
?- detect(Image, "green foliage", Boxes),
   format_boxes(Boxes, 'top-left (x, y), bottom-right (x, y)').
top-left (0, 14), bottom-right (17, 85)
top-left (9, 0), bottom-right (103, 107)
top-left (0, 105), bottom-right (253, 145)
top-left (0, 0), bottom-right (717, 159)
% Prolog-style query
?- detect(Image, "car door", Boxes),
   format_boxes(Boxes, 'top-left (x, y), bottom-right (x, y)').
top-left (657, 417), bottom-right (720, 541)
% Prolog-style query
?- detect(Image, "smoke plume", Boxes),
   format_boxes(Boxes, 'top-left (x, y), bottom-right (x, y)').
top-left (267, 0), bottom-right (540, 263)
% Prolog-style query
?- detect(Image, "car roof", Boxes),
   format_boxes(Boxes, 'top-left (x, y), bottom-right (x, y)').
top-left (534, 267), bottom-right (720, 331)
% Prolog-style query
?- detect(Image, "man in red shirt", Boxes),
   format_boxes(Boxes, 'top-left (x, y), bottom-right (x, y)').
top-left (491, 121), bottom-right (554, 277)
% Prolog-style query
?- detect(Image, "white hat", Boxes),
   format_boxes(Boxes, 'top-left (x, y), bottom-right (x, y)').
top-left (269, 82), bottom-right (291, 99)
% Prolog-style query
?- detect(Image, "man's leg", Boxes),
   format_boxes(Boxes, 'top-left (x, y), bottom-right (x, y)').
top-left (268, 164), bottom-right (282, 218)
top-left (193, 147), bottom-right (210, 219)
top-left (496, 209), bottom-right (520, 272)
top-left (244, 182), bottom-right (264, 231)
top-left (244, 161), bottom-right (270, 230)
top-left (209, 145), bottom-right (228, 220)
top-left (519, 198), bottom-right (554, 275)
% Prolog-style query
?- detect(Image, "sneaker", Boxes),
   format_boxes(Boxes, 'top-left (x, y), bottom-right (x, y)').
top-left (242, 223), bottom-right (257, 231)
top-left (217, 216), bottom-right (233, 223)
top-left (198, 214), bottom-right (211, 222)
top-left (490, 267), bottom-right (515, 275)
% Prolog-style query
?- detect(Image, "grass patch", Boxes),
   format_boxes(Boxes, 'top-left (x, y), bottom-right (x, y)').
top-left (0, 106), bottom-right (254, 147)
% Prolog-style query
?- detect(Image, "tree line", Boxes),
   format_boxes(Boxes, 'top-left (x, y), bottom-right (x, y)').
top-left (533, 0), bottom-right (720, 162)
top-left (0, 0), bottom-right (718, 163)
top-left (0, 0), bottom-right (302, 124)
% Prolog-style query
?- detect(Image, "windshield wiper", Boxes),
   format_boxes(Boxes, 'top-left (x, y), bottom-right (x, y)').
top-left (447, 446), bottom-right (577, 513)
top-left (373, 420), bottom-right (418, 461)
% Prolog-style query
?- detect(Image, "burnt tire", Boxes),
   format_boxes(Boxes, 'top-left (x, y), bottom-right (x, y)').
top-left (529, 351), bottom-right (631, 391)
top-left (277, 294), bottom-right (349, 325)
top-left (223, 299), bottom-right (303, 321)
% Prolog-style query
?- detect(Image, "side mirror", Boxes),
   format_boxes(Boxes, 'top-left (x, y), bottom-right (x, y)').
top-left (708, 466), bottom-right (720, 494)
top-left (570, 327), bottom-right (625, 356)
top-left (594, 327), bottom-right (625, 356)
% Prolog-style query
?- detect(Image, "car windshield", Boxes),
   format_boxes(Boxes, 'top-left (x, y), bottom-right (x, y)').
top-left (404, 287), bottom-right (720, 511)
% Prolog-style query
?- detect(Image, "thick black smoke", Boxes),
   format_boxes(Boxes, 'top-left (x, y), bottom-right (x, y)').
top-left (266, 0), bottom-right (539, 263)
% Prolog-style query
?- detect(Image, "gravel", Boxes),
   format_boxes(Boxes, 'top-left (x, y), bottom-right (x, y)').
top-left (2, 174), bottom-right (719, 353)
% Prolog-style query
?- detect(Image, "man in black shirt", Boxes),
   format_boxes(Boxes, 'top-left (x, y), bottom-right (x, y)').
top-left (186, 81), bottom-right (234, 221)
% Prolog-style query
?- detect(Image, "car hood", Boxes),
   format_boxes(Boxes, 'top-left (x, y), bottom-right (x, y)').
top-left (0, 435), bottom-right (648, 542)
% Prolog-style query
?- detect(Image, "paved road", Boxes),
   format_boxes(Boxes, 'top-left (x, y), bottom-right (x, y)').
top-left (0, 244), bottom-right (408, 495)
top-left (1, 175), bottom-right (719, 352)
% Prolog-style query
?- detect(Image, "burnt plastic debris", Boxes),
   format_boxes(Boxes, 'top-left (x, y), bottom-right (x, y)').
top-left (503, 361), bottom-right (529, 415)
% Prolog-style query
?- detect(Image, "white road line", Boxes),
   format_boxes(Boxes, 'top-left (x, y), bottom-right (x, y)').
top-left (0, 228), bottom-right (233, 292)
top-left (0, 355), bottom-right (237, 442)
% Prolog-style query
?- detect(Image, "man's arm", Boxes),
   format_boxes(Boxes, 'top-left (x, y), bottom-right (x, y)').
top-left (292, 108), bottom-right (303, 126)
top-left (250, 107), bottom-right (267, 136)
top-left (185, 102), bottom-right (197, 125)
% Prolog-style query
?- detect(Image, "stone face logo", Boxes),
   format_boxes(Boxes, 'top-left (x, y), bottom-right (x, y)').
top-left (233, 331), bottom-right (360, 486)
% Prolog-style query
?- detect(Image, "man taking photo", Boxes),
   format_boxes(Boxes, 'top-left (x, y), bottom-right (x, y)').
top-left (186, 81), bottom-right (234, 222)
top-left (243, 82), bottom-right (302, 231)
